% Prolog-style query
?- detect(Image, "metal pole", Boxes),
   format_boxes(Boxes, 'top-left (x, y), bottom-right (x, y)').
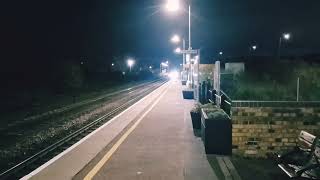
top-left (278, 37), bottom-right (282, 59)
top-left (183, 39), bottom-right (186, 69)
top-left (198, 49), bottom-right (200, 86)
top-left (188, 5), bottom-right (191, 50)
top-left (197, 50), bottom-right (200, 101)
top-left (297, 77), bottom-right (300, 101)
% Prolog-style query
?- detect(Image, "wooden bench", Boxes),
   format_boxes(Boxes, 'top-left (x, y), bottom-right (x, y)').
top-left (275, 131), bottom-right (319, 179)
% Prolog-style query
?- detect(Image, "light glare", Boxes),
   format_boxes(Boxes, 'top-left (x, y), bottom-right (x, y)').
top-left (169, 70), bottom-right (179, 80)
top-left (171, 35), bottom-right (181, 43)
top-left (127, 59), bottom-right (134, 67)
top-left (161, 62), bottom-right (168, 67)
top-left (283, 33), bottom-right (291, 40)
top-left (166, 0), bottom-right (180, 12)
top-left (252, 45), bottom-right (257, 50)
top-left (175, 47), bottom-right (182, 53)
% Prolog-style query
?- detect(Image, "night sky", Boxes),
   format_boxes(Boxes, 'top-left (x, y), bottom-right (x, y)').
top-left (1, 0), bottom-right (320, 67)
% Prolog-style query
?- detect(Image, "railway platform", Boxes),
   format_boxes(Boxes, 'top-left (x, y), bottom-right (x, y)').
top-left (22, 80), bottom-right (228, 180)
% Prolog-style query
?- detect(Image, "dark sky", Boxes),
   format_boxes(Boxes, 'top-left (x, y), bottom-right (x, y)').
top-left (1, 0), bottom-right (320, 66)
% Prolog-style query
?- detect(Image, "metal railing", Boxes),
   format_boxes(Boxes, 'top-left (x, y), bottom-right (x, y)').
top-left (232, 100), bottom-right (320, 107)
top-left (199, 83), bottom-right (320, 115)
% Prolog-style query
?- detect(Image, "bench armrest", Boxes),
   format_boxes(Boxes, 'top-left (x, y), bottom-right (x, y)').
top-left (296, 163), bottom-right (319, 177)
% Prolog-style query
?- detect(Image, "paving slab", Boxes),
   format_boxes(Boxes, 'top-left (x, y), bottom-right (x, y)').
top-left (22, 80), bottom-right (222, 180)
top-left (82, 80), bottom-right (219, 180)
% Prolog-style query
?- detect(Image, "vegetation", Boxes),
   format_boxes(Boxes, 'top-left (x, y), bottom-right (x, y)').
top-left (199, 103), bottom-right (229, 120)
top-left (222, 59), bottom-right (320, 101)
top-left (0, 58), bottom-right (158, 118)
top-left (190, 103), bottom-right (201, 113)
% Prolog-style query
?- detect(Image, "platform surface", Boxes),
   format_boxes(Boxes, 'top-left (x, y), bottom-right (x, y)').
top-left (23, 80), bottom-right (220, 180)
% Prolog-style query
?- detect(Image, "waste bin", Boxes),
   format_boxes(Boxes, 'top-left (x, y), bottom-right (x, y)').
top-left (201, 108), bottom-right (232, 155)
top-left (182, 89), bottom-right (194, 99)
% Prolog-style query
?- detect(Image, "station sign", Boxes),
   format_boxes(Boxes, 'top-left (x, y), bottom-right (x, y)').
top-left (180, 49), bottom-right (198, 54)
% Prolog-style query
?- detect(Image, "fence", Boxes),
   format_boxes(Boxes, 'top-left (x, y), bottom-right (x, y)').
top-left (232, 100), bottom-right (320, 107)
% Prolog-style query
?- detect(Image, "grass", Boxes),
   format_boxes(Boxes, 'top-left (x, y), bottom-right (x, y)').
top-left (221, 61), bottom-right (320, 101)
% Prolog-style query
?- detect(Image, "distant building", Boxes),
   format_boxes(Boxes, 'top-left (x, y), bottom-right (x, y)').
top-left (225, 62), bottom-right (245, 74)
top-left (199, 64), bottom-right (215, 83)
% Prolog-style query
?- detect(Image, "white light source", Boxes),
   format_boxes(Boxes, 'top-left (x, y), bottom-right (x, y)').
top-left (171, 34), bottom-right (180, 43)
top-left (252, 45), bottom-right (257, 50)
top-left (175, 47), bottom-right (181, 53)
top-left (149, 66), bottom-right (152, 69)
top-left (193, 58), bottom-right (198, 64)
top-left (127, 59), bottom-right (135, 72)
top-left (166, 0), bottom-right (180, 12)
top-left (219, 51), bottom-right (223, 55)
top-left (283, 33), bottom-right (291, 40)
top-left (186, 54), bottom-right (190, 64)
top-left (169, 70), bottom-right (179, 80)
top-left (111, 63), bottom-right (115, 66)
top-left (161, 62), bottom-right (168, 67)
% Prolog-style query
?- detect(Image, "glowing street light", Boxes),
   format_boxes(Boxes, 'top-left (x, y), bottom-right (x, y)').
top-left (283, 33), bottom-right (291, 40)
top-left (161, 62), bottom-right (168, 67)
top-left (165, 0), bottom-right (180, 12)
top-left (111, 63), bottom-right (115, 66)
top-left (219, 51), bottom-right (223, 55)
top-left (252, 45), bottom-right (257, 50)
top-left (175, 47), bottom-right (182, 53)
top-left (278, 32), bottom-right (292, 59)
top-left (165, 0), bottom-right (191, 50)
top-left (171, 34), bottom-right (181, 43)
top-left (127, 59), bottom-right (135, 72)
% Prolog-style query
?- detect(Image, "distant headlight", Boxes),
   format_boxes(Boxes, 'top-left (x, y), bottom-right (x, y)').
top-left (169, 71), bottom-right (178, 80)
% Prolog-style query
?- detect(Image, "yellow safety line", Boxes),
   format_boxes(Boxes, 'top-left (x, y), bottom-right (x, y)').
top-left (83, 85), bottom-right (169, 180)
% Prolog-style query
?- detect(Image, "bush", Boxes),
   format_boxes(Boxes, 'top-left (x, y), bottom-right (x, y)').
top-left (190, 103), bottom-right (201, 113)
top-left (222, 60), bottom-right (320, 101)
top-left (207, 110), bottom-right (229, 120)
top-left (201, 104), bottom-right (229, 120)
top-left (201, 103), bottom-right (216, 109)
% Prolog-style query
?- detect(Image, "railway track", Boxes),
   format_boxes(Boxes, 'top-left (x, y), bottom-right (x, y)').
top-left (1, 79), bottom-right (162, 133)
top-left (0, 79), bottom-right (167, 179)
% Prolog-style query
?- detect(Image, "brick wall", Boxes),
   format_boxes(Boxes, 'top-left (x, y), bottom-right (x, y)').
top-left (231, 107), bottom-right (320, 157)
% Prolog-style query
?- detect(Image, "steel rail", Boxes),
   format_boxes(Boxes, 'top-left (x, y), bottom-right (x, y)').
top-left (1, 79), bottom-right (162, 132)
top-left (0, 80), bottom-right (167, 179)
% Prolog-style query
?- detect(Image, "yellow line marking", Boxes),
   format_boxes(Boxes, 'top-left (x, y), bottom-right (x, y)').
top-left (83, 85), bottom-right (169, 180)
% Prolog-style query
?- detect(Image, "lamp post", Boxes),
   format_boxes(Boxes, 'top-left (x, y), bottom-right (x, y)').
top-left (127, 59), bottom-right (135, 72)
top-left (278, 33), bottom-right (291, 59)
top-left (171, 34), bottom-right (186, 72)
top-left (166, 0), bottom-right (199, 94)
top-left (165, 0), bottom-right (191, 50)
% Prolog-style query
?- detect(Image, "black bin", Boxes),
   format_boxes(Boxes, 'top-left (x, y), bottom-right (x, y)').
top-left (201, 109), bottom-right (232, 155)
top-left (182, 89), bottom-right (194, 99)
